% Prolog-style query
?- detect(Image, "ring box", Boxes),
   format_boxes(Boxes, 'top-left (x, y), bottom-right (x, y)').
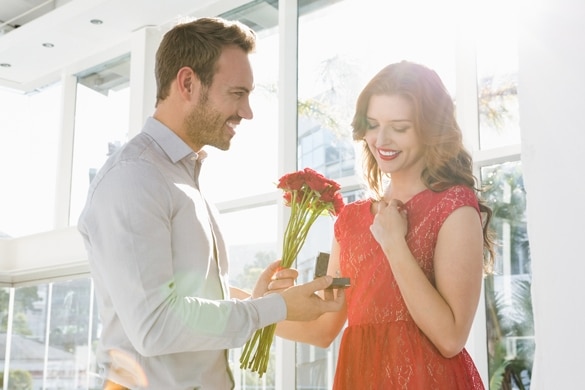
top-left (314, 252), bottom-right (350, 289)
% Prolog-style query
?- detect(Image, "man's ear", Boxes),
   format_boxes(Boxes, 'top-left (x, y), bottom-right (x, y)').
top-left (176, 66), bottom-right (200, 99)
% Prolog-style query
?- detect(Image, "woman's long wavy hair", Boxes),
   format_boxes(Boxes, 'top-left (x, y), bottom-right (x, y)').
top-left (352, 61), bottom-right (494, 268)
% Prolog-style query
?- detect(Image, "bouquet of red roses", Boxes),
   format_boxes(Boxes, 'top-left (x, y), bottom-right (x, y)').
top-left (239, 167), bottom-right (344, 377)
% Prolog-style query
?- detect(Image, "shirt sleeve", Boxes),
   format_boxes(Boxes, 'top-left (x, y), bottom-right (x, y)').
top-left (79, 159), bottom-right (287, 357)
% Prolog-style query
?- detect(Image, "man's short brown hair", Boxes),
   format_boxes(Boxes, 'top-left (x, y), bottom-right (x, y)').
top-left (155, 17), bottom-right (256, 105)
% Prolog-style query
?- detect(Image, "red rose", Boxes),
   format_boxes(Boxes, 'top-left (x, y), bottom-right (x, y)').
top-left (277, 170), bottom-right (305, 191)
top-left (282, 191), bottom-right (293, 206)
top-left (303, 168), bottom-right (329, 193)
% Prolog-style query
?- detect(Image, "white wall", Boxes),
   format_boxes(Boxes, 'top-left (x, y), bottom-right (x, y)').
top-left (519, 0), bottom-right (585, 387)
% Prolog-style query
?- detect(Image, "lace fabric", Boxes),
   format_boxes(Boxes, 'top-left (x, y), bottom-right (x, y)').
top-left (333, 186), bottom-right (485, 389)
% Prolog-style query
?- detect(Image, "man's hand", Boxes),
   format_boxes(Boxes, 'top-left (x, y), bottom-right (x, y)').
top-left (279, 276), bottom-right (345, 321)
top-left (251, 260), bottom-right (298, 298)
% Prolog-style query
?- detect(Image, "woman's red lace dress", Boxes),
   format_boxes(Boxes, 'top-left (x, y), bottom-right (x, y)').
top-left (333, 185), bottom-right (485, 389)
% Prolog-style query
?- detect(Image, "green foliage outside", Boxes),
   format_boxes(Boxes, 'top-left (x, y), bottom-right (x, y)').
top-left (0, 287), bottom-right (39, 335)
top-left (482, 162), bottom-right (534, 389)
top-left (0, 369), bottom-right (33, 390)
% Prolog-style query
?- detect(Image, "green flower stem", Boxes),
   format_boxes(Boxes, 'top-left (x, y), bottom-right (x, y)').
top-left (240, 328), bottom-right (260, 368)
top-left (240, 186), bottom-right (331, 377)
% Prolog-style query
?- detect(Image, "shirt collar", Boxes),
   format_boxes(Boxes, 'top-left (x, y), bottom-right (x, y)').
top-left (142, 117), bottom-right (205, 163)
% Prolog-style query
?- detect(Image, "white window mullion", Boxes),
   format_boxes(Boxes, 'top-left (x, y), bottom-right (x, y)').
top-left (277, 0), bottom-right (299, 389)
top-left (2, 287), bottom-right (15, 390)
top-left (53, 73), bottom-right (77, 229)
top-left (42, 283), bottom-right (54, 390)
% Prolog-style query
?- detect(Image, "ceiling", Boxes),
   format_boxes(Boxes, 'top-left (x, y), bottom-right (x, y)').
top-left (0, 0), bottom-right (270, 93)
top-left (0, 0), bottom-right (58, 29)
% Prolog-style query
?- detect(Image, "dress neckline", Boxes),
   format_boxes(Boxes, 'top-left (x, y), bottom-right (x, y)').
top-left (368, 188), bottom-right (431, 215)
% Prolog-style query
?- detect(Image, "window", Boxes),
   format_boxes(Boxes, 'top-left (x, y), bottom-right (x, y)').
top-left (0, 83), bottom-right (62, 237)
top-left (68, 55), bottom-right (131, 226)
top-left (225, 206), bottom-right (279, 388)
top-left (482, 162), bottom-right (534, 388)
top-left (205, 5), bottom-right (282, 388)
top-left (476, 1), bottom-right (521, 150)
top-left (0, 279), bottom-right (100, 390)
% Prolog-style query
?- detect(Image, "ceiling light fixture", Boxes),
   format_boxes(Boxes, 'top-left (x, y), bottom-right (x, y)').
top-left (0, 63), bottom-right (11, 67)
top-left (90, 19), bottom-right (103, 25)
top-left (42, 42), bottom-right (54, 48)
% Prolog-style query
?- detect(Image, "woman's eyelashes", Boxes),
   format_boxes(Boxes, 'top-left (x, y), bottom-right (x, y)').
top-left (366, 121), bottom-right (410, 133)
top-left (393, 125), bottom-right (409, 133)
top-left (366, 121), bottom-right (379, 130)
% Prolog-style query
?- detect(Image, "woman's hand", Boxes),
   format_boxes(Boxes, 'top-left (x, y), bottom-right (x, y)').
top-left (370, 199), bottom-right (408, 250)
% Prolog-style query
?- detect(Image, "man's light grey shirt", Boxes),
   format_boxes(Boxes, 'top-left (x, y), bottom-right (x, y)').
top-left (78, 117), bottom-right (286, 389)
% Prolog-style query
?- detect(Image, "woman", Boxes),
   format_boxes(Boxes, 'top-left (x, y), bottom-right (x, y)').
top-left (274, 60), bottom-right (494, 389)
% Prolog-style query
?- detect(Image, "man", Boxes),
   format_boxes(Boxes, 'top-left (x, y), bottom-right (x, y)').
top-left (78, 17), bottom-right (343, 389)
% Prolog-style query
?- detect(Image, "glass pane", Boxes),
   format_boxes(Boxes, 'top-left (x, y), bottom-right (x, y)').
top-left (0, 84), bottom-right (62, 237)
top-left (224, 205), bottom-right (278, 389)
top-left (69, 54), bottom-right (131, 226)
top-left (45, 279), bottom-right (94, 389)
top-left (200, 28), bottom-right (279, 202)
top-left (476, 0), bottom-right (521, 149)
top-left (1, 280), bottom-right (98, 389)
top-left (7, 284), bottom-right (48, 389)
top-left (298, 0), bottom-right (457, 177)
top-left (481, 161), bottom-right (534, 389)
top-left (298, 123), bottom-right (355, 180)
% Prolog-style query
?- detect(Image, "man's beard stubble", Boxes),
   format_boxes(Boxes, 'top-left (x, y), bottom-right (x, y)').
top-left (185, 96), bottom-right (230, 151)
